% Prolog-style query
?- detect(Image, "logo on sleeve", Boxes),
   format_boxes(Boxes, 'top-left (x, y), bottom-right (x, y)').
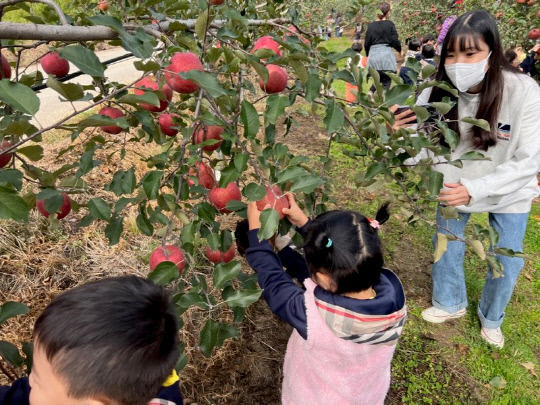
top-left (497, 123), bottom-right (511, 141)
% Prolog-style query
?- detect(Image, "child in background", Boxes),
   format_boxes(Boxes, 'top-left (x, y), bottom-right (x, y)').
top-left (346, 42), bottom-right (368, 105)
top-left (0, 276), bottom-right (183, 405)
top-left (245, 196), bottom-right (407, 405)
top-left (420, 43), bottom-right (436, 66)
top-left (399, 38), bottom-right (422, 85)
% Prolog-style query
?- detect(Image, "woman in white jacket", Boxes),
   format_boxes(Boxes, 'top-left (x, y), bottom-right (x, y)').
top-left (395, 10), bottom-right (540, 349)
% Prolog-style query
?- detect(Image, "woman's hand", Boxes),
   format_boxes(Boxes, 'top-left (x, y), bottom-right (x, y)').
top-left (438, 183), bottom-right (471, 206)
top-left (390, 105), bottom-right (417, 130)
top-left (282, 193), bottom-right (309, 227)
top-left (247, 202), bottom-right (263, 230)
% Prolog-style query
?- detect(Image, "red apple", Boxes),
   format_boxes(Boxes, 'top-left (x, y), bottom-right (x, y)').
top-left (36, 192), bottom-right (71, 219)
top-left (256, 185), bottom-right (290, 220)
top-left (1, 54), bottom-right (11, 79)
top-left (187, 162), bottom-right (215, 189)
top-left (98, 106), bottom-right (124, 134)
top-left (205, 244), bottom-right (236, 263)
top-left (208, 182), bottom-right (241, 213)
top-left (134, 77), bottom-right (173, 112)
top-left (251, 36), bottom-right (282, 57)
top-left (259, 64), bottom-right (287, 94)
top-left (0, 140), bottom-right (13, 168)
top-left (97, 0), bottom-right (108, 11)
top-left (164, 52), bottom-right (203, 94)
top-left (40, 51), bottom-right (70, 78)
top-left (537, 10), bottom-right (540, 17)
top-left (527, 0), bottom-right (534, 5)
top-left (159, 113), bottom-right (180, 137)
top-left (517, 0), bottom-right (526, 3)
top-left (149, 245), bottom-right (186, 273)
top-left (192, 125), bottom-right (224, 152)
top-left (528, 28), bottom-right (540, 40)
top-left (210, 0), bottom-right (224, 4)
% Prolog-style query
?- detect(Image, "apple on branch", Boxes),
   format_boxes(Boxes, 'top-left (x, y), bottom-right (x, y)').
top-left (187, 161), bottom-right (215, 189)
top-left (134, 76), bottom-right (173, 112)
top-left (192, 125), bottom-right (224, 152)
top-left (0, 140), bottom-right (13, 168)
top-left (259, 65), bottom-right (287, 94)
top-left (164, 52), bottom-right (203, 94)
top-left (36, 192), bottom-right (72, 219)
top-left (149, 245), bottom-right (186, 273)
top-left (1, 54), bottom-right (11, 79)
top-left (159, 113), bottom-right (181, 137)
top-left (209, 182), bottom-right (242, 213)
top-left (40, 51), bottom-right (70, 78)
top-left (205, 244), bottom-right (236, 264)
top-left (98, 106), bottom-right (124, 134)
top-left (256, 185), bottom-right (290, 220)
top-left (97, 0), bottom-right (108, 11)
top-left (251, 36), bottom-right (282, 57)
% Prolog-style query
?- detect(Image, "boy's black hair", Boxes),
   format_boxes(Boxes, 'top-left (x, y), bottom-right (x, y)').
top-left (303, 203), bottom-right (390, 294)
top-left (503, 49), bottom-right (517, 64)
top-left (422, 33), bottom-right (435, 44)
top-left (352, 42), bottom-right (363, 53)
top-left (408, 38), bottom-right (421, 51)
top-left (422, 43), bottom-right (436, 59)
top-left (34, 276), bottom-right (179, 405)
top-left (235, 219), bottom-right (250, 256)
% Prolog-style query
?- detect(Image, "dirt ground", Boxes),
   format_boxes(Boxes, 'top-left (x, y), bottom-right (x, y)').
top-left (0, 111), bottom-right (470, 404)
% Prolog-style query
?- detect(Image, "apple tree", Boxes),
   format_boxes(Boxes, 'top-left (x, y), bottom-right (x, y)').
top-left (0, 0), bottom-right (516, 376)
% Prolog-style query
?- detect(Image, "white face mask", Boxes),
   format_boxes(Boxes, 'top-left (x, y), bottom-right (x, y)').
top-left (444, 52), bottom-right (491, 92)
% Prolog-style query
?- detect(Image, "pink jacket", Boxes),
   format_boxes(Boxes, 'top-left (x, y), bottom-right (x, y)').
top-left (282, 279), bottom-right (405, 405)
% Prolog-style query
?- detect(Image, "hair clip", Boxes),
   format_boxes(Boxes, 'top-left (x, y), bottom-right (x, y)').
top-left (367, 218), bottom-right (380, 229)
top-left (325, 238), bottom-right (333, 248)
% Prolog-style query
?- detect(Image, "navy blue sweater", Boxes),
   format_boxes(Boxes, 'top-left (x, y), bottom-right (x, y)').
top-left (246, 224), bottom-right (405, 340)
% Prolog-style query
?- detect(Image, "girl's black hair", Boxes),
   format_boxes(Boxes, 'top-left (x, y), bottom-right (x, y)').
top-left (428, 10), bottom-right (516, 151)
top-left (303, 203), bottom-right (390, 294)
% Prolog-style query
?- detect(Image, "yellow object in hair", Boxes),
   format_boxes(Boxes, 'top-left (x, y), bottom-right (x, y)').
top-left (162, 369), bottom-right (180, 387)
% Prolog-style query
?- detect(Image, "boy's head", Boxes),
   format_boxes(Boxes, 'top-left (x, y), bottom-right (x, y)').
top-left (351, 42), bottom-right (363, 53)
top-left (422, 43), bottom-right (436, 59)
top-left (30, 276), bottom-right (179, 405)
top-left (422, 33), bottom-right (435, 45)
top-left (408, 38), bottom-right (421, 52)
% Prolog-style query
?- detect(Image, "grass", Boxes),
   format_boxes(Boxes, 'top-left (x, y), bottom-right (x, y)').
top-left (326, 137), bottom-right (540, 402)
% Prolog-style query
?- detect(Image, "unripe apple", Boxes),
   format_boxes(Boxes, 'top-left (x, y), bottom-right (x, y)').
top-left (40, 52), bottom-right (70, 78)
top-left (259, 64), bottom-right (287, 94)
top-left (164, 52), bottom-right (203, 94)
top-left (149, 245), bottom-right (186, 273)
top-left (36, 192), bottom-right (71, 219)
top-left (192, 125), bottom-right (224, 152)
top-left (98, 106), bottom-right (124, 134)
top-left (159, 113), bottom-right (180, 137)
top-left (0, 140), bottom-right (13, 168)
top-left (251, 36), bottom-right (282, 57)
top-left (256, 185), bottom-right (290, 220)
top-left (97, 0), bottom-right (108, 11)
top-left (205, 244), bottom-right (236, 263)
top-left (528, 28), bottom-right (540, 40)
top-left (208, 182), bottom-right (241, 213)
top-left (134, 77), bottom-right (173, 112)
top-left (187, 161), bottom-right (215, 189)
top-left (1, 54), bottom-right (11, 79)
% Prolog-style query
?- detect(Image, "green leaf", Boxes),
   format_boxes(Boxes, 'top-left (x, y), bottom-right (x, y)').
top-left (107, 168), bottom-right (136, 196)
top-left (0, 80), bottom-right (40, 115)
top-left (277, 166), bottom-right (309, 183)
top-left (434, 233), bottom-right (448, 263)
top-left (421, 64), bottom-right (437, 79)
top-left (46, 76), bottom-right (84, 101)
top-left (195, 7), bottom-right (209, 39)
top-left (77, 114), bottom-right (129, 130)
top-left (0, 169), bottom-right (23, 191)
top-left (60, 45), bottom-right (105, 78)
top-left (224, 288), bottom-right (263, 308)
top-left (233, 153), bottom-right (248, 173)
top-left (213, 261), bottom-right (242, 288)
top-left (0, 301), bottom-right (29, 325)
top-left (148, 261), bottom-right (179, 286)
top-left (88, 197), bottom-right (111, 221)
top-left (323, 99), bottom-right (344, 134)
top-left (240, 100), bottom-right (260, 138)
top-left (384, 85), bottom-right (412, 106)
top-left (461, 117), bottom-right (490, 132)
top-left (16, 145), bottom-right (44, 162)
top-left (142, 170), bottom-right (163, 199)
top-left (489, 376), bottom-right (507, 389)
top-left (289, 60), bottom-right (308, 83)
top-left (105, 216), bottom-right (123, 245)
top-left (180, 70), bottom-right (227, 98)
top-left (265, 95), bottom-right (289, 125)
top-left (290, 175), bottom-right (324, 193)
top-left (427, 170), bottom-right (444, 196)
top-left (242, 183), bottom-right (266, 201)
top-left (257, 208), bottom-right (279, 240)
top-left (305, 74), bottom-right (322, 102)
top-left (117, 92), bottom-right (160, 108)
top-left (468, 239), bottom-right (486, 260)
top-left (0, 341), bottom-right (23, 367)
top-left (0, 185), bottom-right (30, 221)
top-left (459, 151), bottom-right (488, 161)
top-left (199, 319), bottom-right (239, 358)
top-left (218, 166), bottom-right (241, 188)
top-left (365, 162), bottom-right (386, 181)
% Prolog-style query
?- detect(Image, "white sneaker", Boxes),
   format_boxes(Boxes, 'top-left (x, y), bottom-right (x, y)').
top-left (421, 307), bottom-right (466, 324)
top-left (481, 327), bottom-right (504, 349)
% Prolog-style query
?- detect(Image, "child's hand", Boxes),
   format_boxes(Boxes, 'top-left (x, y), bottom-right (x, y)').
top-left (282, 193), bottom-right (309, 227)
top-left (247, 201), bottom-right (265, 230)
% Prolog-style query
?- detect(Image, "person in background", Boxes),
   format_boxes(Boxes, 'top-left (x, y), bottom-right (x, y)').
top-left (245, 195), bottom-right (406, 404)
top-left (364, 2), bottom-right (401, 91)
top-left (346, 42), bottom-right (368, 104)
top-left (504, 49), bottom-right (522, 70)
top-left (0, 276), bottom-right (184, 405)
top-left (520, 42), bottom-right (540, 78)
top-left (400, 38), bottom-right (422, 85)
top-left (420, 43), bottom-right (436, 66)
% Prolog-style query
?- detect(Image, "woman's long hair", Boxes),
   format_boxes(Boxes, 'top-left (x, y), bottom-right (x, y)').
top-left (428, 10), bottom-right (515, 151)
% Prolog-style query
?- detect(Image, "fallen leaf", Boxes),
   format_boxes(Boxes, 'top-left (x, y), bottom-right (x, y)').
top-left (491, 352), bottom-right (501, 360)
top-left (522, 272), bottom-right (532, 281)
top-left (456, 343), bottom-right (469, 353)
top-left (520, 362), bottom-right (537, 378)
top-left (489, 375), bottom-right (507, 389)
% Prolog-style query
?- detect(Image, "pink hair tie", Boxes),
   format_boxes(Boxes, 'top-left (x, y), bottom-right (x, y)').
top-left (367, 218), bottom-right (380, 229)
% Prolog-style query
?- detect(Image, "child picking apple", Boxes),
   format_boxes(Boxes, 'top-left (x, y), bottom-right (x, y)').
top-left (245, 195), bottom-right (407, 404)
top-left (0, 276), bottom-right (184, 405)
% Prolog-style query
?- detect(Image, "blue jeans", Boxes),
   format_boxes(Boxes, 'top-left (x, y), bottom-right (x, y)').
top-left (432, 206), bottom-right (529, 328)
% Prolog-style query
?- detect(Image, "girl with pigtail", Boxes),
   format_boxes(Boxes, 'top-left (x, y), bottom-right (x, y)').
top-left (246, 195), bottom-right (407, 405)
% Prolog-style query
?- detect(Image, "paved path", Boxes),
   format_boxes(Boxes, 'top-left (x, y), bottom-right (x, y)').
top-left (32, 47), bottom-right (141, 127)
